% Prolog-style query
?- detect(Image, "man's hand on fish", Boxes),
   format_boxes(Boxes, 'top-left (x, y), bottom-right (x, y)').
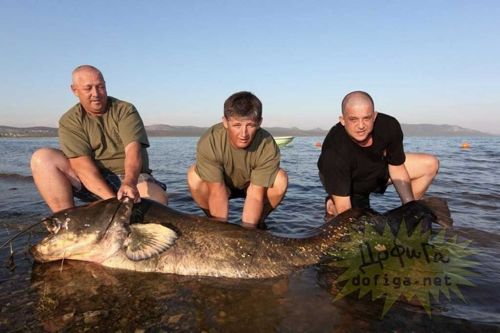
top-left (117, 183), bottom-right (141, 203)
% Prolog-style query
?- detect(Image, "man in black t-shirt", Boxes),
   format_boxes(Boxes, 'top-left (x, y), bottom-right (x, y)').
top-left (317, 91), bottom-right (439, 218)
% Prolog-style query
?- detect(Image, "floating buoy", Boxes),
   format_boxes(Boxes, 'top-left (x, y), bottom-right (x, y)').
top-left (460, 142), bottom-right (471, 149)
top-left (315, 142), bottom-right (322, 148)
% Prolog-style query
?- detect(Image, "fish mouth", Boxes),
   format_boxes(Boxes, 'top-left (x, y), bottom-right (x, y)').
top-left (30, 244), bottom-right (43, 261)
top-left (31, 233), bottom-right (100, 263)
top-left (30, 243), bottom-right (53, 262)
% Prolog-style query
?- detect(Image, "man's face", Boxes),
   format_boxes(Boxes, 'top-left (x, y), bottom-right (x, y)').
top-left (71, 69), bottom-right (108, 115)
top-left (222, 116), bottom-right (261, 149)
top-left (340, 102), bottom-right (377, 146)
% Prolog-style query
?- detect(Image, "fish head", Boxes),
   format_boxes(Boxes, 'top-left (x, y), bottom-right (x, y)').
top-left (31, 198), bottom-right (134, 263)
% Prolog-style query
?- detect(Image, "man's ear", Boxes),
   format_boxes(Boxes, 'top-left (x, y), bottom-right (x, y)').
top-left (257, 118), bottom-right (263, 127)
top-left (339, 115), bottom-right (345, 126)
top-left (70, 84), bottom-right (79, 97)
top-left (222, 116), bottom-right (228, 129)
top-left (373, 111), bottom-right (378, 120)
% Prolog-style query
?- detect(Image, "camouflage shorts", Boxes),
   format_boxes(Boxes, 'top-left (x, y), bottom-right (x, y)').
top-left (73, 173), bottom-right (167, 202)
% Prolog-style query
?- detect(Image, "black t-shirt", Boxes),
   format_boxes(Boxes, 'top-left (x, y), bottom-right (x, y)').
top-left (317, 113), bottom-right (406, 196)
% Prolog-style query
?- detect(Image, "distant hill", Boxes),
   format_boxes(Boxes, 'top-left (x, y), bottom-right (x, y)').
top-left (400, 124), bottom-right (492, 137)
top-left (0, 126), bottom-right (58, 137)
top-left (0, 123), bottom-right (495, 138)
top-left (144, 124), bottom-right (327, 137)
top-left (145, 124), bottom-right (207, 137)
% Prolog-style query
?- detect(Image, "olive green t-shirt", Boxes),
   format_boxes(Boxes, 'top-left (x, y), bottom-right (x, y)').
top-left (58, 96), bottom-right (150, 174)
top-left (195, 123), bottom-right (281, 189)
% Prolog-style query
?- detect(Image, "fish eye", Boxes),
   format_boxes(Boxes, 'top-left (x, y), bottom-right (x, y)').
top-left (43, 218), bottom-right (61, 234)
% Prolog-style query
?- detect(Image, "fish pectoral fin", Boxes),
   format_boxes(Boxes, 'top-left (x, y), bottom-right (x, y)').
top-left (124, 224), bottom-right (177, 261)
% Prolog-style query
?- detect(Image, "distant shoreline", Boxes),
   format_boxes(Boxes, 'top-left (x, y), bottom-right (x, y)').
top-left (0, 124), bottom-right (496, 138)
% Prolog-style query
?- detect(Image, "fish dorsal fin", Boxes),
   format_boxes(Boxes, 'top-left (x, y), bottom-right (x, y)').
top-left (124, 224), bottom-right (177, 261)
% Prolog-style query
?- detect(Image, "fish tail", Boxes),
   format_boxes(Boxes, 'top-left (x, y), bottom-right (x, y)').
top-left (420, 197), bottom-right (453, 229)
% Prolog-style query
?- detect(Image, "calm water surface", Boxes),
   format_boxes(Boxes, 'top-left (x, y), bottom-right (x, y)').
top-left (0, 136), bottom-right (499, 332)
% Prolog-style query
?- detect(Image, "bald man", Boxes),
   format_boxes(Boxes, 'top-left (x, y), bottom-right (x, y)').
top-left (317, 91), bottom-right (439, 218)
top-left (31, 65), bottom-right (168, 212)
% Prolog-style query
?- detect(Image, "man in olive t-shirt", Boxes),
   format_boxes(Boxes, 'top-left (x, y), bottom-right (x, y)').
top-left (30, 65), bottom-right (167, 212)
top-left (187, 91), bottom-right (288, 228)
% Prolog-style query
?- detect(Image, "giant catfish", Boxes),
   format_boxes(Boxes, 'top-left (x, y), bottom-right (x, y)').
top-left (30, 197), bottom-right (452, 279)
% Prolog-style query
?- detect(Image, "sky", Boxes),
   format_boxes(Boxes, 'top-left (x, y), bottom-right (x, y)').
top-left (1, 1), bottom-right (499, 134)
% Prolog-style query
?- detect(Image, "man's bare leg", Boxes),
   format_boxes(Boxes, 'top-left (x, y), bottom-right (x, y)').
top-left (30, 148), bottom-right (80, 212)
top-left (137, 181), bottom-right (168, 205)
top-left (251, 169), bottom-right (288, 228)
top-left (187, 165), bottom-right (210, 211)
top-left (404, 153), bottom-right (439, 199)
top-left (266, 169), bottom-right (288, 209)
top-left (187, 165), bottom-right (229, 219)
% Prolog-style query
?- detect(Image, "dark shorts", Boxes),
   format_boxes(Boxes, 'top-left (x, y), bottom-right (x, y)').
top-left (319, 171), bottom-right (389, 209)
top-left (350, 193), bottom-right (371, 209)
top-left (227, 183), bottom-right (271, 206)
top-left (227, 183), bottom-right (248, 199)
top-left (73, 173), bottom-right (167, 202)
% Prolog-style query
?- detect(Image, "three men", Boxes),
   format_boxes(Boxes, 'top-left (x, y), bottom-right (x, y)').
top-left (31, 67), bottom-right (436, 226)
top-left (31, 65), bottom-right (167, 212)
top-left (318, 91), bottom-right (439, 218)
top-left (187, 91), bottom-right (288, 227)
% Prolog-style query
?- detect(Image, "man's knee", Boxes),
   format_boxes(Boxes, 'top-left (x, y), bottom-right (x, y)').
top-left (419, 154), bottom-right (439, 178)
top-left (428, 155), bottom-right (439, 176)
top-left (273, 169), bottom-right (288, 194)
top-left (187, 165), bottom-right (203, 190)
top-left (266, 169), bottom-right (288, 208)
top-left (406, 153), bottom-right (439, 180)
top-left (187, 164), bottom-right (215, 207)
top-left (31, 147), bottom-right (64, 170)
top-left (138, 182), bottom-right (168, 205)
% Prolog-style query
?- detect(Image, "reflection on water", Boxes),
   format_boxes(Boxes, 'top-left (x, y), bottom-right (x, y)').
top-left (29, 261), bottom-right (291, 332)
top-left (0, 261), bottom-right (490, 332)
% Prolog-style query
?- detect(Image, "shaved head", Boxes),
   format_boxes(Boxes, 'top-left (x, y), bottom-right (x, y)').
top-left (339, 91), bottom-right (377, 146)
top-left (341, 91), bottom-right (374, 115)
top-left (72, 65), bottom-right (104, 84)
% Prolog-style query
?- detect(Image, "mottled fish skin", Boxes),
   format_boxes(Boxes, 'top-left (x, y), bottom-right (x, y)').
top-left (31, 198), bottom-right (448, 279)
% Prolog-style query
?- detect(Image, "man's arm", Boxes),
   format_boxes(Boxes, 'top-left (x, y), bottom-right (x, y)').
top-left (69, 156), bottom-right (115, 199)
top-left (116, 141), bottom-right (142, 202)
top-left (206, 182), bottom-right (229, 221)
top-left (242, 183), bottom-right (266, 225)
top-left (331, 195), bottom-right (352, 216)
top-left (388, 163), bottom-right (415, 204)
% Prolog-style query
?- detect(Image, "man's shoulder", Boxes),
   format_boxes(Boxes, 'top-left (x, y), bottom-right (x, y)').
top-left (256, 127), bottom-right (273, 139)
top-left (107, 96), bottom-right (136, 112)
top-left (318, 123), bottom-right (352, 171)
top-left (200, 123), bottom-right (224, 139)
top-left (375, 112), bottom-right (400, 127)
top-left (108, 96), bottom-right (133, 107)
top-left (324, 123), bottom-right (350, 147)
top-left (197, 123), bottom-right (224, 149)
top-left (374, 113), bottom-right (402, 141)
top-left (59, 103), bottom-right (83, 125)
top-left (327, 122), bottom-right (345, 136)
top-left (254, 128), bottom-right (277, 150)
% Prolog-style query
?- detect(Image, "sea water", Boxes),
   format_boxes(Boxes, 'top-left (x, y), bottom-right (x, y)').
top-left (0, 136), bottom-right (499, 331)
